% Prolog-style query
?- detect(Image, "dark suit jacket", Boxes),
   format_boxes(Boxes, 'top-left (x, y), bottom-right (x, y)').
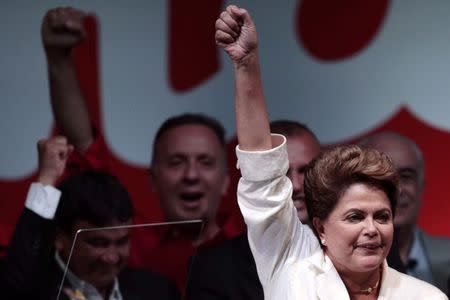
top-left (29, 262), bottom-right (180, 300)
top-left (2, 209), bottom-right (180, 300)
top-left (419, 229), bottom-right (450, 294)
top-left (185, 233), bottom-right (264, 300)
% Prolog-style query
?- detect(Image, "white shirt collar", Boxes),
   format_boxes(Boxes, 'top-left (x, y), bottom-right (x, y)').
top-left (54, 251), bottom-right (122, 300)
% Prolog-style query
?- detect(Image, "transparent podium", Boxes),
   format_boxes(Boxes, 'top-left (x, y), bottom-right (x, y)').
top-left (56, 220), bottom-right (204, 300)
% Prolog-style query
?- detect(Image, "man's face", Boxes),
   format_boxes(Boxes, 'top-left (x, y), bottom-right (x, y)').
top-left (55, 220), bottom-right (131, 290)
top-left (286, 133), bottom-right (321, 223)
top-left (369, 137), bottom-right (424, 229)
top-left (151, 124), bottom-right (229, 223)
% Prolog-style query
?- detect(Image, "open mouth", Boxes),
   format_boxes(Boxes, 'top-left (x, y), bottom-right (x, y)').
top-left (397, 201), bottom-right (409, 209)
top-left (293, 192), bottom-right (305, 204)
top-left (179, 192), bottom-right (204, 208)
top-left (396, 196), bottom-right (412, 211)
top-left (293, 198), bottom-right (306, 211)
top-left (180, 192), bottom-right (203, 201)
top-left (292, 192), bottom-right (305, 201)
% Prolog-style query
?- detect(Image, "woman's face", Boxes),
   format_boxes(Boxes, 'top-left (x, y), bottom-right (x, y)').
top-left (314, 183), bottom-right (393, 275)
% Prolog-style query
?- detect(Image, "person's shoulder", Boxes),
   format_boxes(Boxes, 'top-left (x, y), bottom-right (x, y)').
top-left (386, 267), bottom-right (448, 299)
top-left (198, 233), bottom-right (248, 257)
top-left (119, 267), bottom-right (180, 299)
top-left (119, 267), bottom-right (178, 288)
top-left (419, 229), bottom-right (450, 260)
top-left (195, 233), bottom-right (253, 261)
top-left (189, 233), bottom-right (253, 276)
top-left (420, 229), bottom-right (450, 245)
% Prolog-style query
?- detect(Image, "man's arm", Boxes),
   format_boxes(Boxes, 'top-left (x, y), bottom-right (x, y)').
top-left (1, 137), bottom-right (72, 296)
top-left (42, 7), bottom-right (93, 153)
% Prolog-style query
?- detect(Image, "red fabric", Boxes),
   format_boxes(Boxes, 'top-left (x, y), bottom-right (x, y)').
top-left (129, 219), bottom-right (230, 292)
top-left (0, 223), bottom-right (14, 257)
top-left (64, 129), bottom-right (111, 176)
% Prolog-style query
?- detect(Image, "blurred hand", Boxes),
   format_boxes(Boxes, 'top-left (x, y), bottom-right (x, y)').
top-left (215, 5), bottom-right (258, 63)
top-left (37, 136), bottom-right (74, 186)
top-left (41, 7), bottom-right (87, 60)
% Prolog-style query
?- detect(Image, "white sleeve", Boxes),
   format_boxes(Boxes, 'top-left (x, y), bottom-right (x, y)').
top-left (236, 134), bottom-right (320, 286)
top-left (24, 182), bottom-right (61, 220)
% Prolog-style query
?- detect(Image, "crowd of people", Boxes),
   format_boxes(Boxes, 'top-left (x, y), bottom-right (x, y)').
top-left (0, 4), bottom-right (449, 300)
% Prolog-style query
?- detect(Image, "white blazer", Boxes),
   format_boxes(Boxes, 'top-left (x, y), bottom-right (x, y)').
top-left (287, 249), bottom-right (447, 299)
top-left (236, 135), bottom-right (447, 300)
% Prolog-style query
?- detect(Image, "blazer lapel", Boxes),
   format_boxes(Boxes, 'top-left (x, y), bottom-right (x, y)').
top-left (309, 252), bottom-right (350, 300)
top-left (377, 260), bottom-right (396, 300)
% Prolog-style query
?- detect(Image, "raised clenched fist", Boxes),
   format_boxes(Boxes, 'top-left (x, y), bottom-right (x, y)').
top-left (41, 7), bottom-right (87, 59)
top-left (215, 5), bottom-right (258, 63)
top-left (37, 136), bottom-right (74, 186)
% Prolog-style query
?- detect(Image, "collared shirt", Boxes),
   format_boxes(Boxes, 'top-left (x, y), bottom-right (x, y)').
top-left (55, 252), bottom-right (122, 300)
top-left (24, 183), bottom-right (123, 300)
top-left (407, 228), bottom-right (435, 285)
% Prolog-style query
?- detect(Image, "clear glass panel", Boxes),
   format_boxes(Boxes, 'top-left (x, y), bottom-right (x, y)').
top-left (56, 220), bottom-right (203, 300)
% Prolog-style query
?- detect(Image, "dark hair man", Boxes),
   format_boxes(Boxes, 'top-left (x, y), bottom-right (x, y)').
top-left (2, 137), bottom-right (180, 300)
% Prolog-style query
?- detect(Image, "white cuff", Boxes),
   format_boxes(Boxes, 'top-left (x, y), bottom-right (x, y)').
top-left (25, 182), bottom-right (61, 220)
top-left (236, 134), bottom-right (289, 181)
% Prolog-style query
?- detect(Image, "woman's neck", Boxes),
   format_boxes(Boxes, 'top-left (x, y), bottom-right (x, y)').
top-left (339, 267), bottom-right (382, 299)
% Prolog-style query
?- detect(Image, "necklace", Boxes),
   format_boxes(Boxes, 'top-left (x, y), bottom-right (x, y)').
top-left (358, 277), bottom-right (380, 295)
top-left (350, 268), bottom-right (382, 295)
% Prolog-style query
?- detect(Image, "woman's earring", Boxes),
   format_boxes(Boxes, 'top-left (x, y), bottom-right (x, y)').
top-left (321, 239), bottom-right (326, 246)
